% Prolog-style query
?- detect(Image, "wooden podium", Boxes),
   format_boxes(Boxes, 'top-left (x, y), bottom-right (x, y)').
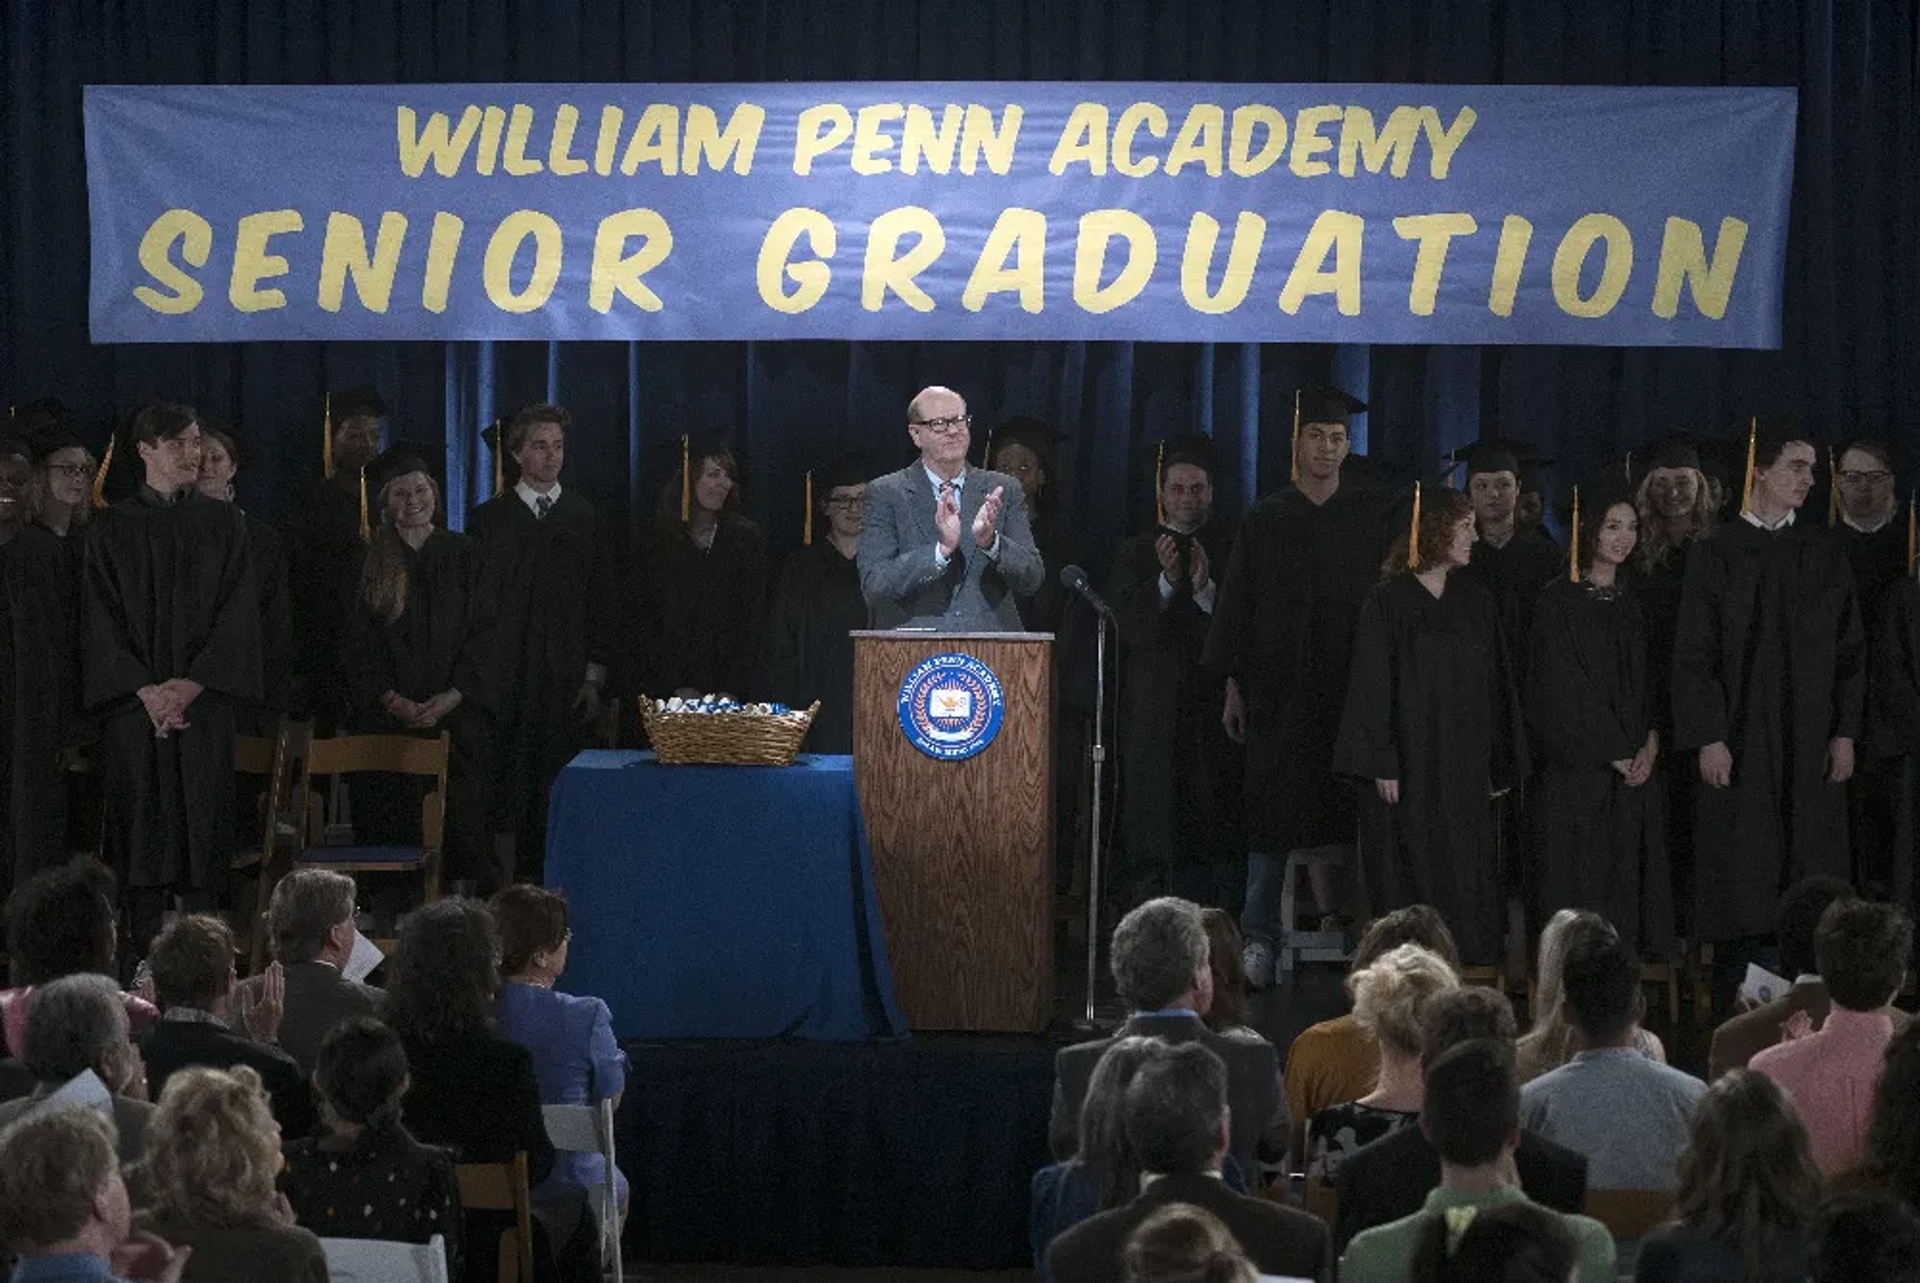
top-left (852, 631), bottom-right (1054, 1032)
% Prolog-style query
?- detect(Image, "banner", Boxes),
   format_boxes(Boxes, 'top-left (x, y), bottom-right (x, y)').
top-left (84, 82), bottom-right (1795, 347)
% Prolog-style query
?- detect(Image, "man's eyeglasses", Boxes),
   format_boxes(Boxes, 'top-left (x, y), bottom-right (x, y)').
top-left (1839, 469), bottom-right (1895, 485)
top-left (825, 496), bottom-right (866, 511)
top-left (910, 414), bottom-right (972, 434)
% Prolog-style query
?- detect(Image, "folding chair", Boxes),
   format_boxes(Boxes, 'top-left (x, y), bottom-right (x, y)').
top-left (1584, 1187), bottom-right (1675, 1241)
top-left (291, 733), bottom-right (449, 941)
top-left (542, 1100), bottom-right (623, 1282)
top-left (320, 1235), bottom-right (450, 1283)
top-left (455, 1154), bottom-right (535, 1283)
top-left (233, 721), bottom-right (312, 973)
top-left (1302, 1177), bottom-right (1338, 1227)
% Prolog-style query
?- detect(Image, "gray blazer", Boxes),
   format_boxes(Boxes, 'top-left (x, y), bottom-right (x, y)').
top-left (857, 464), bottom-right (1046, 630)
top-left (237, 960), bottom-right (380, 1071)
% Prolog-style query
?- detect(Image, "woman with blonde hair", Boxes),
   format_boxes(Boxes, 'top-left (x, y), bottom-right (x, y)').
top-left (139, 1064), bottom-right (329, 1282)
top-left (1122, 1202), bottom-right (1257, 1283)
top-left (1304, 943), bottom-right (1460, 1181)
top-left (1517, 909), bottom-right (1664, 1082)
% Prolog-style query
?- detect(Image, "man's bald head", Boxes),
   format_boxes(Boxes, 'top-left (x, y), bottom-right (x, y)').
top-left (907, 386), bottom-right (972, 474)
top-left (908, 386), bottom-right (966, 425)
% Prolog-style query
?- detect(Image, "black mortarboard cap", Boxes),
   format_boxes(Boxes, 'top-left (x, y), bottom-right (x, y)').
top-left (1453, 436), bottom-right (1554, 480)
top-left (1836, 437), bottom-right (1898, 473)
top-left (1154, 433), bottom-right (1218, 480)
top-left (329, 386), bottom-right (388, 420)
top-left (366, 441), bottom-right (442, 495)
top-left (23, 421), bottom-right (85, 464)
top-left (1296, 384), bottom-right (1367, 425)
top-left (814, 450), bottom-right (876, 493)
top-left (1645, 437), bottom-right (1702, 472)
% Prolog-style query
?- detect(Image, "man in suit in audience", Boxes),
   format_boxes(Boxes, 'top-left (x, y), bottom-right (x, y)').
top-left (1334, 986), bottom-right (1587, 1253)
top-left (139, 914), bottom-right (313, 1137)
top-left (0, 974), bottom-right (154, 1193)
top-left (1048, 1042), bottom-right (1327, 1283)
top-left (857, 385), bottom-right (1045, 629)
top-left (235, 869), bottom-right (378, 1070)
top-left (1051, 896), bottom-right (1284, 1176)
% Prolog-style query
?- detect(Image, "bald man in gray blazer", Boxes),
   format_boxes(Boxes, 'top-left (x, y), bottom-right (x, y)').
top-left (858, 387), bottom-right (1046, 630)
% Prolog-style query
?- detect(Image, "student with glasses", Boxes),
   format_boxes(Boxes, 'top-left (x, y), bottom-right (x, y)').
top-left (761, 453), bottom-right (872, 753)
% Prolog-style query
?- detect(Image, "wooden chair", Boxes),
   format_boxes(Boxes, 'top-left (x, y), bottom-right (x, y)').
top-left (455, 1154), bottom-right (534, 1283)
top-left (1642, 958), bottom-right (1682, 1028)
top-left (1303, 1177), bottom-right (1338, 1227)
top-left (232, 721), bottom-right (312, 973)
top-left (290, 733), bottom-right (449, 924)
top-left (1584, 1187), bottom-right (1675, 1241)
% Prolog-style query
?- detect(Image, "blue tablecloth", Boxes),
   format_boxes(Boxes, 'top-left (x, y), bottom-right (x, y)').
top-left (545, 751), bottom-right (906, 1041)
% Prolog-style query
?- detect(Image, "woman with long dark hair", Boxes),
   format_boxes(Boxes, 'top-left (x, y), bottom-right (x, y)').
top-left (1333, 487), bottom-right (1528, 965)
top-left (639, 438), bottom-right (768, 700)
top-left (1030, 1036), bottom-right (1161, 1278)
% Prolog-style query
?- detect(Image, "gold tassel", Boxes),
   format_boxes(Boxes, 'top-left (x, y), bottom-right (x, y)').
top-left (680, 434), bottom-right (691, 523)
top-left (1289, 389), bottom-right (1301, 485)
top-left (1908, 492), bottom-right (1916, 576)
top-left (804, 470), bottom-right (814, 546)
top-left (1740, 416), bottom-right (1757, 514)
top-left (492, 418), bottom-right (505, 497)
top-left (1828, 444), bottom-right (1840, 526)
top-left (982, 426), bottom-right (995, 471)
top-left (358, 466), bottom-right (370, 542)
top-left (91, 435), bottom-right (114, 510)
top-left (1447, 447), bottom-right (1459, 490)
top-left (1154, 441), bottom-right (1166, 526)
top-left (1568, 486), bottom-right (1581, 583)
top-left (1623, 451), bottom-right (1633, 485)
top-left (1408, 481), bottom-right (1423, 571)
top-left (323, 392), bottom-right (334, 480)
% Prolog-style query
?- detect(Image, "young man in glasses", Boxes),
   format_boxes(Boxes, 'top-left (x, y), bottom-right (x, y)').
top-left (762, 453), bottom-right (872, 753)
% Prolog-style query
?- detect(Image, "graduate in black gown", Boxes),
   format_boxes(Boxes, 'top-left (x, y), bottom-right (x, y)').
top-left (1672, 427), bottom-right (1864, 988)
top-left (287, 387), bottom-right (385, 730)
top-left (469, 404), bottom-right (613, 880)
top-left (989, 417), bottom-right (1070, 635)
top-left (1205, 386), bottom-right (1390, 983)
top-left (0, 437), bottom-right (75, 890)
top-left (343, 445), bottom-right (497, 890)
top-left (197, 425), bottom-right (292, 735)
top-left (1333, 486), bottom-right (1528, 966)
top-left (83, 404), bottom-right (261, 935)
top-left (760, 455), bottom-right (869, 753)
top-left (1526, 480), bottom-right (1671, 954)
top-left (1111, 435), bottom-right (1243, 910)
top-left (1866, 524), bottom-right (1920, 917)
top-left (1457, 441), bottom-right (1564, 662)
top-left (639, 437), bottom-right (768, 699)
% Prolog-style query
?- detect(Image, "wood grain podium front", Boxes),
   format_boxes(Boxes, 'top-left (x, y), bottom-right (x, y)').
top-left (852, 630), bottom-right (1054, 1032)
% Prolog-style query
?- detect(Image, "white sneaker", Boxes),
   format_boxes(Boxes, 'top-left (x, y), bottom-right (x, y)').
top-left (1244, 940), bottom-right (1275, 990)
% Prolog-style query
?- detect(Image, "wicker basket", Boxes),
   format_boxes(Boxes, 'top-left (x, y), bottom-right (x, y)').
top-left (639, 699), bottom-right (821, 766)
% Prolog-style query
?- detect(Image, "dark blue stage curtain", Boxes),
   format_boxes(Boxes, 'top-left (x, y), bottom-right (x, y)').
top-left (3, 0), bottom-right (1916, 562)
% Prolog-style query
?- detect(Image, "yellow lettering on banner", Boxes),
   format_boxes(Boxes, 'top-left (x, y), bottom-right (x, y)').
top-left (901, 105), bottom-right (964, 175)
top-left (1338, 107), bottom-right (1424, 178)
top-left (1488, 215), bottom-right (1533, 317)
top-left (589, 209), bottom-right (673, 313)
top-left (397, 106), bottom-right (482, 178)
top-left (1228, 106), bottom-right (1286, 177)
top-left (319, 212), bottom-right (408, 313)
top-left (229, 209), bottom-right (304, 313)
top-left (1165, 105), bottom-right (1225, 177)
top-left (502, 104), bottom-right (544, 175)
top-left (959, 104), bottom-right (1021, 175)
top-left (1074, 209), bottom-right (1156, 314)
top-left (794, 104), bottom-right (853, 175)
top-left (133, 209), bottom-right (212, 314)
top-left (851, 104), bottom-right (905, 175)
top-left (475, 105), bottom-right (508, 175)
top-left (593, 106), bottom-right (624, 176)
top-left (963, 208), bottom-right (1046, 313)
top-left (757, 208), bottom-right (837, 313)
top-left (1048, 104), bottom-right (1109, 176)
top-left (421, 212), bottom-right (465, 313)
top-left (547, 105), bottom-right (590, 176)
top-left (1113, 102), bottom-right (1169, 177)
top-left (1421, 107), bottom-right (1477, 179)
top-left (1552, 213), bottom-right (1633, 318)
top-left (1288, 105), bottom-right (1341, 178)
top-left (1278, 210), bottom-right (1363, 315)
top-left (1393, 213), bottom-right (1477, 316)
top-left (1181, 211), bottom-right (1266, 314)
top-left (620, 105), bottom-right (681, 176)
top-left (1652, 216), bottom-right (1748, 320)
top-left (684, 103), bottom-right (764, 174)
top-left (483, 210), bottom-right (563, 313)
top-left (862, 206), bottom-right (945, 311)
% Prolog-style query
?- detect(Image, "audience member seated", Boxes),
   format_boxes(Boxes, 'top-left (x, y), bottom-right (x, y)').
top-left (1051, 897), bottom-right (1283, 1179)
top-left (0, 974), bottom-right (154, 1183)
top-left (1811, 1193), bottom-right (1920, 1283)
top-left (1283, 906), bottom-right (1460, 1163)
top-left (1199, 910), bottom-right (1254, 1036)
top-left (1340, 1039), bottom-right (1614, 1283)
top-left (1405, 1200), bottom-right (1578, 1283)
top-left (1752, 898), bottom-right (1913, 1175)
top-left (139, 1065), bottom-right (329, 1283)
top-left (1520, 934), bottom-right (1705, 1190)
top-left (1121, 1202), bottom-right (1258, 1283)
top-left (1635, 1071), bottom-right (1820, 1283)
top-left (1334, 987), bottom-right (1588, 1253)
top-left (138, 915), bottom-right (313, 1139)
top-left (237, 869), bottom-right (378, 1070)
top-left (1708, 876), bottom-right (1859, 1079)
top-left (1, 858), bottom-right (156, 1059)
top-left (1516, 909), bottom-right (1665, 1084)
top-left (1304, 943), bottom-right (1458, 1182)
top-left (1047, 1042), bottom-right (1328, 1283)
top-left (0, 1107), bottom-right (190, 1283)
top-left (1835, 1021), bottom-right (1920, 1210)
top-left (281, 1017), bottom-right (461, 1274)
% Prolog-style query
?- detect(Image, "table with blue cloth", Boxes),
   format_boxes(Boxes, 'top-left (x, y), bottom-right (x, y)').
top-left (544, 751), bottom-right (906, 1041)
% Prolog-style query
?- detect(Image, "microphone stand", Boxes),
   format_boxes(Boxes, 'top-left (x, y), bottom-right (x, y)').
top-left (1080, 608), bottom-right (1108, 1029)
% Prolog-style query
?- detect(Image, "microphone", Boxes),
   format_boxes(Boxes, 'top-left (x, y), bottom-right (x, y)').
top-left (1060, 564), bottom-right (1114, 618)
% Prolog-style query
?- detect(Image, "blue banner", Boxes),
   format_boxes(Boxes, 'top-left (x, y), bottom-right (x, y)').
top-left (83, 82), bottom-right (1795, 347)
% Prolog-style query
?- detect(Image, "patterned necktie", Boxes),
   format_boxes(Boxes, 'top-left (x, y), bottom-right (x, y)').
top-left (536, 495), bottom-right (553, 520)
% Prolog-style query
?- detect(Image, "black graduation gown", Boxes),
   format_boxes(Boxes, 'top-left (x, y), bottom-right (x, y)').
top-left (1333, 573), bottom-right (1528, 965)
top-left (1866, 576), bottom-right (1920, 914)
top-left (468, 489), bottom-right (612, 869)
top-left (83, 488), bottom-right (262, 894)
top-left (1625, 548), bottom-right (1703, 936)
top-left (0, 526), bottom-right (75, 887)
top-left (1018, 506), bottom-right (1068, 635)
top-left (1461, 526), bottom-right (1565, 664)
top-left (285, 481), bottom-right (363, 729)
top-left (1837, 520), bottom-right (1909, 901)
top-left (759, 539), bottom-right (866, 754)
top-left (243, 513), bottom-right (293, 732)
top-left (1672, 519), bottom-right (1865, 941)
top-left (1204, 484), bottom-right (1389, 853)
top-left (341, 530), bottom-right (497, 885)
top-left (640, 518), bottom-right (769, 699)
top-left (1111, 523), bottom-right (1244, 901)
top-left (1838, 519), bottom-right (1908, 627)
top-left (1525, 578), bottom-right (1672, 954)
